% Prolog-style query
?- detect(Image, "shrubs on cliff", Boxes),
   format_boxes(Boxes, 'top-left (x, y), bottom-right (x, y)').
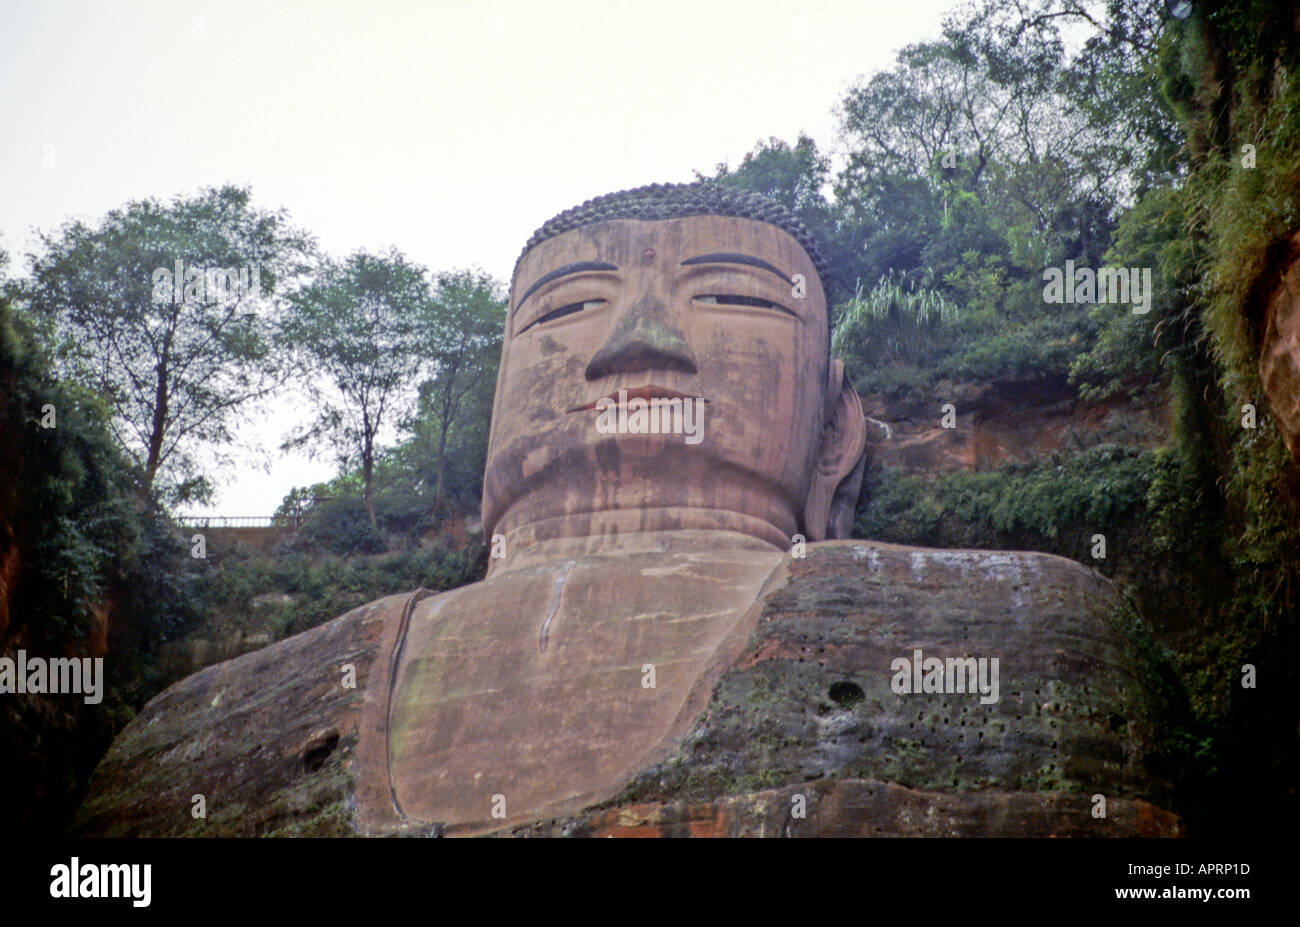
top-left (855, 446), bottom-right (1152, 561)
top-left (189, 538), bottom-right (487, 643)
top-left (294, 494), bottom-right (388, 556)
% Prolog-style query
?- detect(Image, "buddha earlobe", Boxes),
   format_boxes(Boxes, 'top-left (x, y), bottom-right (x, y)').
top-left (802, 359), bottom-right (868, 541)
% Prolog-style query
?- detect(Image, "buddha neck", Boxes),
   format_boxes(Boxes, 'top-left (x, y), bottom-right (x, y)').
top-left (486, 507), bottom-right (791, 576)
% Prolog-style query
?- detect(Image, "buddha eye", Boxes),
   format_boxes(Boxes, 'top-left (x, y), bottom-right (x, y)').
top-left (695, 294), bottom-right (792, 314)
top-left (524, 299), bottom-right (606, 332)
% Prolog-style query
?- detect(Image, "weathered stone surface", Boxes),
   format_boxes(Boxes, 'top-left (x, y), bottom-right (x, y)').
top-left (505, 779), bottom-right (1182, 838)
top-left (615, 542), bottom-right (1174, 810)
top-left (484, 210), bottom-right (867, 563)
top-left (75, 541), bottom-right (1178, 837)
top-left (354, 536), bottom-right (787, 835)
top-left (74, 593), bottom-right (404, 837)
top-left (1261, 231), bottom-right (1300, 461)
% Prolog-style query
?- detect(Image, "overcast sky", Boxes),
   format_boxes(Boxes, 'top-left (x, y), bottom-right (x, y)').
top-left (2, 0), bottom-right (963, 517)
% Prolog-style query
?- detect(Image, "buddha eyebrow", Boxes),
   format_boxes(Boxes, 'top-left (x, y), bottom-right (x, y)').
top-left (680, 253), bottom-right (792, 284)
top-left (515, 261), bottom-right (619, 313)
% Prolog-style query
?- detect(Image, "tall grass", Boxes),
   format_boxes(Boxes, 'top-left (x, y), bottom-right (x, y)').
top-left (831, 269), bottom-right (961, 364)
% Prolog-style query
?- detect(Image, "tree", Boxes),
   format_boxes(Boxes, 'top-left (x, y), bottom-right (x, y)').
top-left (832, 5), bottom-right (1167, 274)
top-left (412, 269), bottom-right (504, 511)
top-left (281, 249), bottom-right (433, 530)
top-left (22, 185), bottom-right (311, 503)
top-left (703, 135), bottom-right (863, 305)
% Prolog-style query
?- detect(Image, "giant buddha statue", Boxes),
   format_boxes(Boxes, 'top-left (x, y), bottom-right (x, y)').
top-left (76, 184), bottom-right (1181, 837)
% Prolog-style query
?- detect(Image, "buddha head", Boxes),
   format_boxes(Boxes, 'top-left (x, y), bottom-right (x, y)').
top-left (482, 183), bottom-right (866, 568)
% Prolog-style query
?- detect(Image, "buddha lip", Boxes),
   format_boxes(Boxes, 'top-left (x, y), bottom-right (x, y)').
top-left (566, 385), bottom-right (709, 414)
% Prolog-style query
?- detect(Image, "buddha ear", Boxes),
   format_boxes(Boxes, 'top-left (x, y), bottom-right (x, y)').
top-left (803, 359), bottom-right (868, 541)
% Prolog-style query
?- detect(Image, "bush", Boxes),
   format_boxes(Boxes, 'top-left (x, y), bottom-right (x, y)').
top-left (854, 445), bottom-right (1152, 557)
top-left (191, 537), bottom-right (488, 641)
top-left (294, 495), bottom-right (386, 555)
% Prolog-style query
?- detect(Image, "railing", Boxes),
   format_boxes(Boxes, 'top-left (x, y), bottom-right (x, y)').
top-left (176, 496), bottom-right (335, 529)
top-left (175, 515), bottom-right (305, 529)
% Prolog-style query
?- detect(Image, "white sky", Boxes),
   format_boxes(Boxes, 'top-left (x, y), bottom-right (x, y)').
top-left (1, 0), bottom-right (962, 516)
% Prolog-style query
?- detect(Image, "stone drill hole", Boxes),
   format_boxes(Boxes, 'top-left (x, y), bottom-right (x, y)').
top-left (828, 681), bottom-right (865, 708)
top-left (302, 731), bottom-right (340, 774)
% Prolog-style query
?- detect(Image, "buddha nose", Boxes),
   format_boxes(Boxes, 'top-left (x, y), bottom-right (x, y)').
top-left (585, 293), bottom-right (698, 380)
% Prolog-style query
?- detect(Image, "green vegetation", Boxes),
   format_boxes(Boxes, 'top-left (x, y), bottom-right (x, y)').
top-left (281, 254), bottom-right (503, 530)
top-left (707, 0), bottom-right (1298, 833)
top-left (0, 274), bottom-right (203, 831)
top-left (3, 0), bottom-right (1297, 838)
top-left (21, 186), bottom-right (312, 505)
top-left (191, 538), bottom-right (486, 644)
top-left (856, 446), bottom-right (1151, 555)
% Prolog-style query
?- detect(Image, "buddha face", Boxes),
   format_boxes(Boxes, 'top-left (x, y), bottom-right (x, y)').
top-left (482, 215), bottom-right (863, 558)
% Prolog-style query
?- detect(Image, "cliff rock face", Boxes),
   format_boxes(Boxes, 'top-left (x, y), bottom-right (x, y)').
top-left (1261, 231), bottom-right (1300, 461)
top-left (0, 538), bottom-right (16, 644)
top-left (75, 542), bottom-right (1181, 837)
top-left (862, 378), bottom-right (1169, 474)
